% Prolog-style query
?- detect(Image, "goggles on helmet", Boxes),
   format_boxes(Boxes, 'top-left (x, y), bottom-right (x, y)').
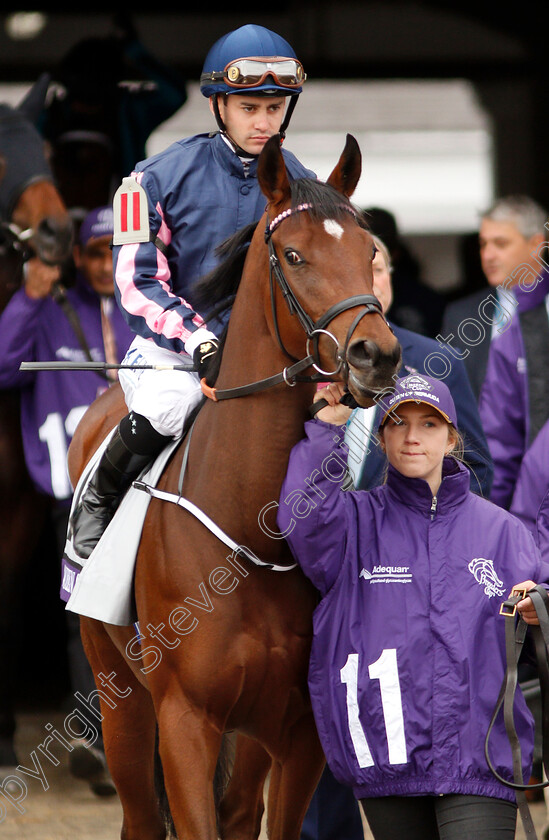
top-left (201, 57), bottom-right (306, 90)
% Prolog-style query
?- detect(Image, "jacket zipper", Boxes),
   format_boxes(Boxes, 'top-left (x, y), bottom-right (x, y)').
top-left (430, 495), bottom-right (438, 520)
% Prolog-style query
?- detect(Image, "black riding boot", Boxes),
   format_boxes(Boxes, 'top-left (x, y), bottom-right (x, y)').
top-left (71, 412), bottom-right (169, 560)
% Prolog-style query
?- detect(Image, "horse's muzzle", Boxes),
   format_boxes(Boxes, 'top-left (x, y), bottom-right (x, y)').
top-left (345, 337), bottom-right (402, 405)
top-left (347, 337), bottom-right (401, 372)
top-left (33, 215), bottom-right (74, 266)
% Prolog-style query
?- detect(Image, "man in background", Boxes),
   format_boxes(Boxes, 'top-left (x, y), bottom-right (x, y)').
top-left (0, 206), bottom-right (133, 795)
top-left (441, 195), bottom-right (548, 400)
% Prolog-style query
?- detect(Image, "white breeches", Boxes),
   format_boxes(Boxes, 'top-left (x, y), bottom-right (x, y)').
top-left (118, 335), bottom-right (203, 438)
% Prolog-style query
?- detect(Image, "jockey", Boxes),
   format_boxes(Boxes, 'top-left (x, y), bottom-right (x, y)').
top-left (71, 23), bottom-right (314, 559)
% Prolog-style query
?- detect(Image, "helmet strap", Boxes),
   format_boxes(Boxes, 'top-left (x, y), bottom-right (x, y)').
top-left (279, 94), bottom-right (299, 138)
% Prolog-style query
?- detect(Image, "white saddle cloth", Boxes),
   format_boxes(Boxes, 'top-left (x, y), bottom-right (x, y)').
top-left (62, 428), bottom-right (180, 626)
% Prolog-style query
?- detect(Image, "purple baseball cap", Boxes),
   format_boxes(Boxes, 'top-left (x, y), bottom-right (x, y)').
top-left (378, 374), bottom-right (458, 428)
top-left (78, 205), bottom-right (114, 248)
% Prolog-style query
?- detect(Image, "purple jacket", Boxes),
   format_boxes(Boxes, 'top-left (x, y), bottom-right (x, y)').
top-left (278, 420), bottom-right (548, 802)
top-left (538, 490), bottom-right (549, 562)
top-left (510, 418), bottom-right (549, 542)
top-left (478, 315), bottom-right (528, 509)
top-left (479, 270), bottom-right (549, 510)
top-left (0, 276), bottom-right (133, 500)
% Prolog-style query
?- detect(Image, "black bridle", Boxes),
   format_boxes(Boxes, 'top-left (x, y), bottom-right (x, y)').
top-left (202, 201), bottom-right (386, 402)
top-left (0, 218), bottom-right (37, 264)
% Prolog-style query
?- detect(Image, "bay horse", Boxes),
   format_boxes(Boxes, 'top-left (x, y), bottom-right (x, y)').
top-left (0, 103), bottom-right (73, 767)
top-left (69, 134), bottom-right (401, 838)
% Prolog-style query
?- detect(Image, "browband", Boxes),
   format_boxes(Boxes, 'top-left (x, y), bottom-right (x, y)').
top-left (265, 202), bottom-right (357, 240)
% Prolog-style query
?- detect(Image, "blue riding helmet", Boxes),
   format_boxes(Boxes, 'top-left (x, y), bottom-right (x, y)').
top-left (200, 24), bottom-right (305, 98)
top-left (200, 24), bottom-right (305, 152)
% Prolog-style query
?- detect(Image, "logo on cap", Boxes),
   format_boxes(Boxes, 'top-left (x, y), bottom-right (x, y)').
top-left (404, 374), bottom-right (431, 392)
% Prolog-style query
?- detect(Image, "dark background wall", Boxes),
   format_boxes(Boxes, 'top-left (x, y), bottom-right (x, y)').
top-left (1, 3), bottom-right (547, 207)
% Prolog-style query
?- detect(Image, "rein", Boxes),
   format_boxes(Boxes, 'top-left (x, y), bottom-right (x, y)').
top-left (201, 202), bottom-right (385, 402)
top-left (485, 585), bottom-right (549, 839)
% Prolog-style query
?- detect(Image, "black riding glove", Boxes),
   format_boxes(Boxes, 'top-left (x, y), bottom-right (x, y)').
top-left (193, 339), bottom-right (219, 380)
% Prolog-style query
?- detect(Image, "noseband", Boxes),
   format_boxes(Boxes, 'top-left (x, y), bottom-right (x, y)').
top-left (201, 201), bottom-right (386, 403)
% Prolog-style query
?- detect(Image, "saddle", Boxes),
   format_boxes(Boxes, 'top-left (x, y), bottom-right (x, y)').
top-left (61, 422), bottom-right (296, 626)
top-left (61, 428), bottom-right (179, 625)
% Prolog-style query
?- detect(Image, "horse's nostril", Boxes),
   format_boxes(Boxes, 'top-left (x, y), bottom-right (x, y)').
top-left (347, 339), bottom-right (380, 369)
top-left (392, 343), bottom-right (403, 368)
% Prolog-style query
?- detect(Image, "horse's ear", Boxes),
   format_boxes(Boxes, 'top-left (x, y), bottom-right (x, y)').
top-left (16, 72), bottom-right (51, 124)
top-left (326, 134), bottom-right (362, 198)
top-left (257, 134), bottom-right (291, 207)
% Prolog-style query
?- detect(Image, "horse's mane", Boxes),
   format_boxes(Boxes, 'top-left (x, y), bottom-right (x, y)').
top-left (192, 176), bottom-right (366, 322)
top-left (191, 221), bottom-right (257, 322)
top-left (189, 176), bottom-right (367, 394)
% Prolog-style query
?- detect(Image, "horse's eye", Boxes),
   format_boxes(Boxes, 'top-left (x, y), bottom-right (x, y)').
top-left (284, 249), bottom-right (304, 266)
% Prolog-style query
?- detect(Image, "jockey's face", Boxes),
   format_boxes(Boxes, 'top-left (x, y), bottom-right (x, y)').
top-left (379, 402), bottom-right (456, 496)
top-left (211, 94), bottom-right (286, 155)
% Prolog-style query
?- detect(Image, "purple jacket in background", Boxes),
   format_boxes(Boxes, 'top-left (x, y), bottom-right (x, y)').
top-left (479, 270), bottom-right (549, 510)
top-left (510, 416), bottom-right (549, 567)
top-left (278, 419), bottom-right (548, 803)
top-left (510, 418), bottom-right (549, 542)
top-left (538, 490), bottom-right (549, 562)
top-left (512, 266), bottom-right (549, 313)
top-left (479, 314), bottom-right (529, 509)
top-left (0, 275), bottom-right (133, 501)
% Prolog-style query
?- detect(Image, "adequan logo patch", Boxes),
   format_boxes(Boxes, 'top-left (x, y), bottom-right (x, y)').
top-left (360, 565), bottom-right (412, 584)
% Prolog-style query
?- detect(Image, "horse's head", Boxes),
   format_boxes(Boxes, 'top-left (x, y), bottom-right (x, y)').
top-left (0, 104), bottom-right (73, 267)
top-left (257, 134), bottom-right (401, 406)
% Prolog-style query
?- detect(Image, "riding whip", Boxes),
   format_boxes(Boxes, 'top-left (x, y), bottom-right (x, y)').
top-left (19, 361), bottom-right (195, 372)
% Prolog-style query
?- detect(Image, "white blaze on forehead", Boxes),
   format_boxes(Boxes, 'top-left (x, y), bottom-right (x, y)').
top-left (324, 218), bottom-right (344, 240)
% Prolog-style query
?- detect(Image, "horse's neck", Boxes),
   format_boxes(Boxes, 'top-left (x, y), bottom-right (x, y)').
top-left (212, 298), bottom-right (314, 480)
top-left (187, 265), bottom-right (315, 556)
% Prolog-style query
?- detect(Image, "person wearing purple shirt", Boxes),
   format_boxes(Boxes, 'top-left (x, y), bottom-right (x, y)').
top-left (479, 265), bottom-right (549, 511)
top-left (442, 195), bottom-right (548, 402)
top-left (0, 206), bottom-right (133, 504)
top-left (0, 205), bottom-right (133, 796)
top-left (477, 197), bottom-right (549, 510)
top-left (509, 418), bottom-right (549, 542)
top-left (279, 374), bottom-right (547, 840)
